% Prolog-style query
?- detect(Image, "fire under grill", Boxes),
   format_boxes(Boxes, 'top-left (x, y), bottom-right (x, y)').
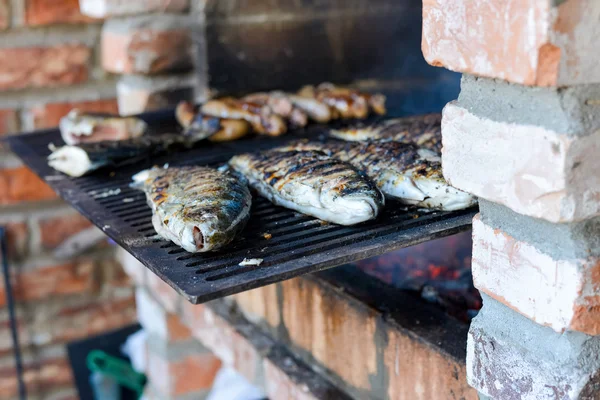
top-left (6, 110), bottom-right (477, 304)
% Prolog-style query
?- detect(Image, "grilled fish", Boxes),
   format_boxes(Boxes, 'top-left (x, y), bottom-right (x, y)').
top-left (229, 149), bottom-right (384, 225)
top-left (330, 114), bottom-right (442, 153)
top-left (132, 166), bottom-right (252, 253)
top-left (202, 98), bottom-right (287, 136)
top-left (60, 109), bottom-right (147, 145)
top-left (175, 101), bottom-right (250, 142)
top-left (48, 134), bottom-right (194, 177)
top-left (280, 140), bottom-right (475, 211)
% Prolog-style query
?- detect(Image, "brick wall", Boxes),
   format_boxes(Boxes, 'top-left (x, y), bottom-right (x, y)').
top-left (0, 1), bottom-right (199, 399)
top-left (0, 1), bottom-right (462, 398)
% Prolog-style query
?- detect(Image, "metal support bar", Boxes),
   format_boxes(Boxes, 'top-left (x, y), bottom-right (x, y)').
top-left (0, 226), bottom-right (26, 399)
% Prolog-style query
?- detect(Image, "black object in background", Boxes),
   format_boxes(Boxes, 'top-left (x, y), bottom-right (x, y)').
top-left (66, 324), bottom-right (142, 400)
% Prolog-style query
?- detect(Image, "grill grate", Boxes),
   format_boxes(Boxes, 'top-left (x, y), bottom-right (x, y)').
top-left (6, 110), bottom-right (477, 303)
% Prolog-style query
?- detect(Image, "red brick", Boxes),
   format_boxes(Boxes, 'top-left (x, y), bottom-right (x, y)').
top-left (25, 0), bottom-right (98, 26)
top-left (146, 348), bottom-right (221, 396)
top-left (39, 213), bottom-right (93, 250)
top-left (422, 0), bottom-right (600, 86)
top-left (0, 45), bottom-right (90, 91)
top-left (30, 98), bottom-right (119, 129)
top-left (101, 16), bottom-right (193, 75)
top-left (0, 357), bottom-right (73, 398)
top-left (183, 301), bottom-right (264, 384)
top-left (0, 261), bottom-right (96, 307)
top-left (472, 215), bottom-right (600, 335)
top-left (0, 166), bottom-right (57, 204)
top-left (0, 109), bottom-right (17, 135)
top-left (442, 102), bottom-right (600, 222)
top-left (3, 221), bottom-right (28, 260)
top-left (385, 328), bottom-right (476, 400)
top-left (280, 278), bottom-right (377, 391)
top-left (80, 0), bottom-right (188, 18)
top-left (0, 0), bottom-right (8, 30)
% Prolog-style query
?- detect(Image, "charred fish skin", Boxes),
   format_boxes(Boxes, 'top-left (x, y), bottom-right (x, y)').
top-left (330, 114), bottom-right (442, 153)
top-left (229, 149), bottom-right (384, 225)
top-left (281, 140), bottom-right (476, 211)
top-left (48, 134), bottom-right (194, 177)
top-left (132, 166), bottom-right (252, 253)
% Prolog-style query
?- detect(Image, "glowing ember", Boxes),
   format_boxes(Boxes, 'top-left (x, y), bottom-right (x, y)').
top-left (353, 230), bottom-right (481, 321)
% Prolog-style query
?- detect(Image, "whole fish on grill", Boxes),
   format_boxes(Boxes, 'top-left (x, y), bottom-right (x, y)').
top-left (280, 140), bottom-right (476, 211)
top-left (175, 101), bottom-right (250, 142)
top-left (60, 109), bottom-right (148, 145)
top-left (48, 134), bottom-right (195, 177)
top-left (132, 166), bottom-right (252, 253)
top-left (330, 114), bottom-right (442, 153)
top-left (229, 149), bottom-right (384, 225)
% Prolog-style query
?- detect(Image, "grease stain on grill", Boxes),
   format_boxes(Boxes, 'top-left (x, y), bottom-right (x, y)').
top-left (5, 113), bottom-right (477, 304)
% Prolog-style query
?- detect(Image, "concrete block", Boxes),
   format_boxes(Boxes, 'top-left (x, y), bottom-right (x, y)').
top-left (472, 215), bottom-right (600, 335)
top-left (423, 0), bottom-right (600, 86)
top-left (457, 75), bottom-right (600, 138)
top-left (442, 102), bottom-right (600, 222)
top-left (467, 295), bottom-right (600, 399)
top-left (479, 200), bottom-right (600, 260)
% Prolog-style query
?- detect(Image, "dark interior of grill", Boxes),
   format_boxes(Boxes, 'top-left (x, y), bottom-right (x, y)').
top-left (6, 110), bottom-right (477, 304)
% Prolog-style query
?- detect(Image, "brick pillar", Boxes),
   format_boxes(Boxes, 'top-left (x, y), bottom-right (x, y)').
top-left (422, 0), bottom-right (600, 398)
top-left (136, 288), bottom-right (221, 399)
top-left (85, 0), bottom-right (204, 115)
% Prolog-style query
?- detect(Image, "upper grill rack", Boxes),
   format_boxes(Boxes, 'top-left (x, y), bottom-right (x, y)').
top-left (6, 111), bottom-right (477, 303)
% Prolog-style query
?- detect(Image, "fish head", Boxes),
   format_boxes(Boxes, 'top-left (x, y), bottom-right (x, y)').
top-left (320, 177), bottom-right (384, 223)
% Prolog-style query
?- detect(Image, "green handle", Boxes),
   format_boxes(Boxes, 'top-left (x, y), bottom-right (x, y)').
top-left (86, 350), bottom-right (146, 398)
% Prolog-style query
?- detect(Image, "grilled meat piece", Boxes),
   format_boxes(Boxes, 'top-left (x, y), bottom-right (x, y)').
top-left (281, 140), bottom-right (476, 211)
top-left (298, 83), bottom-right (386, 119)
top-left (229, 149), bottom-right (384, 225)
top-left (201, 98), bottom-right (287, 136)
top-left (132, 166), bottom-right (252, 253)
top-left (175, 101), bottom-right (250, 142)
top-left (330, 114), bottom-right (442, 153)
top-left (284, 93), bottom-right (333, 123)
top-left (243, 92), bottom-right (309, 127)
top-left (48, 134), bottom-right (193, 177)
top-left (59, 109), bottom-right (147, 145)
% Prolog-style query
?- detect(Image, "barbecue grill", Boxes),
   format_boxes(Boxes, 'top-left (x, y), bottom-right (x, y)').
top-left (5, 109), bottom-right (476, 304)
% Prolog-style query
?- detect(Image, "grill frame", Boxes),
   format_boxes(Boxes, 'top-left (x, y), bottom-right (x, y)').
top-left (6, 110), bottom-right (477, 304)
